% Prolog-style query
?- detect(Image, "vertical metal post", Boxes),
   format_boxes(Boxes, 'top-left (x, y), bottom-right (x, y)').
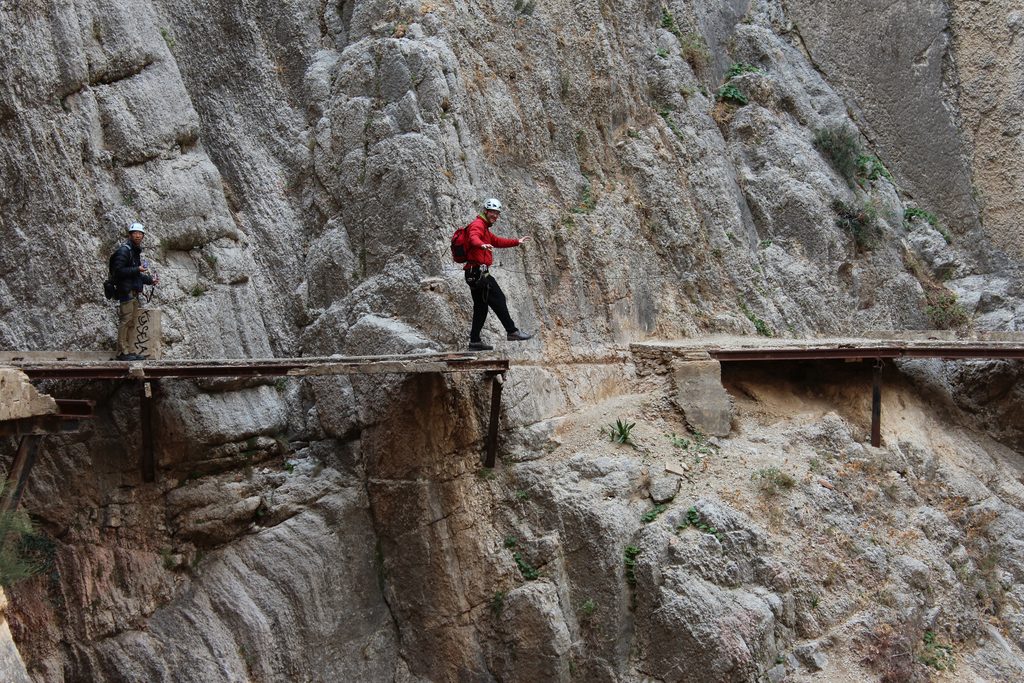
top-left (871, 360), bottom-right (882, 448)
top-left (1, 434), bottom-right (41, 514)
top-left (483, 372), bottom-right (505, 468)
top-left (140, 380), bottom-right (156, 482)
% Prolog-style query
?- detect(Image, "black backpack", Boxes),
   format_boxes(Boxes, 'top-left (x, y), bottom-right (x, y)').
top-left (103, 244), bottom-right (129, 300)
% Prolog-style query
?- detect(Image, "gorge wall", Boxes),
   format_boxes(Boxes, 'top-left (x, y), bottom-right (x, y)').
top-left (2, 0), bottom-right (1024, 680)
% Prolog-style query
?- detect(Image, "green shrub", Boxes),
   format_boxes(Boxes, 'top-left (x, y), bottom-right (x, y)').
top-left (513, 551), bottom-right (539, 580)
top-left (739, 300), bottom-right (772, 337)
top-left (513, 0), bottom-right (536, 16)
top-left (641, 504), bottom-right (668, 523)
top-left (726, 62), bottom-right (762, 79)
top-left (904, 207), bottom-right (937, 227)
top-left (660, 8), bottom-right (681, 38)
top-left (904, 207), bottom-right (951, 243)
top-left (920, 630), bottom-right (955, 671)
top-left (571, 183), bottom-right (596, 214)
top-left (606, 419), bottom-right (636, 446)
top-left (0, 490), bottom-right (41, 587)
top-left (676, 506), bottom-right (721, 539)
top-left (926, 290), bottom-right (969, 330)
top-left (814, 125), bottom-right (861, 181)
top-left (751, 467), bottom-right (796, 496)
top-left (716, 83), bottom-right (748, 105)
top-left (833, 199), bottom-right (881, 251)
top-left (659, 108), bottom-right (684, 140)
top-left (856, 155), bottom-right (892, 183)
top-left (490, 590), bottom-right (505, 616)
top-left (680, 32), bottom-right (710, 70)
top-left (624, 545), bottom-right (641, 586)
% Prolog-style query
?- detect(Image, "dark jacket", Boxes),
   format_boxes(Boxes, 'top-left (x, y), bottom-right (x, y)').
top-left (111, 242), bottom-right (153, 297)
top-left (463, 215), bottom-right (520, 268)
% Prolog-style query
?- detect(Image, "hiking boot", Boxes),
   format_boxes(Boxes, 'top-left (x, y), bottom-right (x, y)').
top-left (468, 341), bottom-right (494, 351)
top-left (506, 330), bottom-right (533, 341)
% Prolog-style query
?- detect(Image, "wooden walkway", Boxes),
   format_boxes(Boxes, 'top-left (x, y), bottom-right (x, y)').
top-left (0, 351), bottom-right (511, 487)
top-left (3, 337), bottom-right (1023, 490)
top-left (632, 336), bottom-right (1024, 449)
top-left (631, 336), bottom-right (1024, 362)
top-left (0, 351), bottom-right (508, 380)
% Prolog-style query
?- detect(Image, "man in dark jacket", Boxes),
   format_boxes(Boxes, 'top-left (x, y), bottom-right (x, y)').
top-left (463, 198), bottom-right (532, 351)
top-left (111, 222), bottom-right (158, 360)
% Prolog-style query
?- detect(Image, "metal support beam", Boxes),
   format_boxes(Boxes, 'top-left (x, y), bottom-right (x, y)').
top-left (1, 434), bottom-right (42, 514)
top-left (140, 380), bottom-right (156, 482)
top-left (483, 372), bottom-right (505, 468)
top-left (871, 361), bottom-right (883, 448)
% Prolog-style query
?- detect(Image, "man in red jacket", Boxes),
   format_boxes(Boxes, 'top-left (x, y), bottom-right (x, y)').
top-left (464, 198), bottom-right (533, 351)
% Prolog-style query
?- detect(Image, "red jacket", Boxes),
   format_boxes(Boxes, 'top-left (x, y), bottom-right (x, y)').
top-left (464, 215), bottom-right (520, 268)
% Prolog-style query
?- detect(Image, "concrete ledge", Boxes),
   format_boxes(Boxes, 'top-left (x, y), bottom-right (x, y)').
top-left (0, 368), bottom-right (57, 422)
top-left (671, 359), bottom-right (733, 437)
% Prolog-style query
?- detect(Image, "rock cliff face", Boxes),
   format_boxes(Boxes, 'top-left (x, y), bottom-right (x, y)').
top-left (2, 0), bottom-right (1024, 681)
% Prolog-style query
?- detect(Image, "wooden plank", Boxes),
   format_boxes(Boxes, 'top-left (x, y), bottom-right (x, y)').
top-left (0, 351), bottom-right (111, 362)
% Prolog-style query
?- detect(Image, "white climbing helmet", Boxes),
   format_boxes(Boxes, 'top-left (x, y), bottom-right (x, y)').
top-left (127, 222), bottom-right (146, 235)
top-left (483, 198), bottom-right (502, 212)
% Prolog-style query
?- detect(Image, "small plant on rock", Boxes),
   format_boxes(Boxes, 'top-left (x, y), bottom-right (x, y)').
top-left (513, 0), bottom-right (536, 16)
top-left (751, 467), bottom-right (796, 496)
top-left (680, 32), bottom-right (710, 70)
top-left (624, 545), bottom-right (641, 586)
top-left (605, 419), bottom-right (636, 446)
top-left (833, 199), bottom-right (881, 252)
top-left (920, 630), bottom-right (955, 671)
top-left (491, 590), bottom-right (506, 616)
top-left (676, 506), bottom-right (721, 539)
top-left (726, 62), bottom-right (762, 79)
top-left (513, 551), bottom-right (539, 580)
top-left (814, 124), bottom-right (861, 182)
top-left (641, 503), bottom-right (668, 523)
top-left (905, 207), bottom-right (951, 243)
top-left (856, 154), bottom-right (892, 184)
top-left (925, 290), bottom-right (969, 330)
top-left (667, 432), bottom-right (690, 449)
top-left (660, 8), bottom-right (681, 38)
top-left (739, 299), bottom-right (773, 337)
top-left (0, 484), bottom-right (41, 587)
top-left (716, 83), bottom-right (748, 106)
top-left (579, 598), bottom-right (596, 619)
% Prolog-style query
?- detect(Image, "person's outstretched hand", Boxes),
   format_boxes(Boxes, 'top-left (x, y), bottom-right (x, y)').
top-left (518, 235), bottom-right (530, 243)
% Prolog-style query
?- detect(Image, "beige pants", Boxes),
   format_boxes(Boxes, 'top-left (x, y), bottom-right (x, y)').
top-left (117, 297), bottom-right (139, 356)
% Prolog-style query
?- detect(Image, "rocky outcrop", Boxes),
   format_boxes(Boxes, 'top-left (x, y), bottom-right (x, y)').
top-left (2, 0), bottom-right (1024, 681)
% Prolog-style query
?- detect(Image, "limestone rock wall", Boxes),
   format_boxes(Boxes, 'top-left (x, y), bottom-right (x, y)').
top-left (2, 0), bottom-right (1024, 681)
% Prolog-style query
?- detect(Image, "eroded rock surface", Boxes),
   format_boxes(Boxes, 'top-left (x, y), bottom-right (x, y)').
top-left (2, 0), bottom-right (1024, 681)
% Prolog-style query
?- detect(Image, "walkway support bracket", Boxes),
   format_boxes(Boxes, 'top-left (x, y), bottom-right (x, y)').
top-left (483, 371), bottom-right (506, 468)
top-left (1, 434), bottom-right (41, 514)
top-left (871, 360), bottom-right (883, 448)
top-left (140, 380), bottom-right (157, 482)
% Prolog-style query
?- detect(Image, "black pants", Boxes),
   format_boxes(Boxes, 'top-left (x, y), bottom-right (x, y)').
top-left (465, 268), bottom-right (516, 341)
